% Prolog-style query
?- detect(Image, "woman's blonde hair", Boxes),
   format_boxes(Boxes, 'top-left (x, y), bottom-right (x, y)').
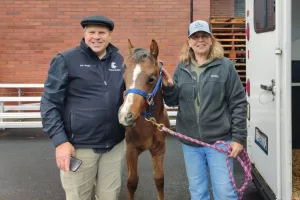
top-left (179, 35), bottom-right (224, 65)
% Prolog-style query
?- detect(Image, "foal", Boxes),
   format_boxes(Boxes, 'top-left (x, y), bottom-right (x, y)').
top-left (118, 39), bottom-right (170, 200)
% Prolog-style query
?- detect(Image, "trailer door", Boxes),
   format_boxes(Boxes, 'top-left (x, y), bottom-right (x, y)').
top-left (246, 0), bottom-right (279, 198)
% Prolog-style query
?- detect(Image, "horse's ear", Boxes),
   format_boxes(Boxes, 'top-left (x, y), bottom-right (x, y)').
top-left (128, 39), bottom-right (134, 53)
top-left (150, 39), bottom-right (159, 59)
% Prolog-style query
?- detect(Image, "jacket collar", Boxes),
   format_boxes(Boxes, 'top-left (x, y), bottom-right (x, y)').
top-left (79, 38), bottom-right (119, 59)
top-left (180, 58), bottom-right (222, 70)
top-left (206, 58), bottom-right (222, 68)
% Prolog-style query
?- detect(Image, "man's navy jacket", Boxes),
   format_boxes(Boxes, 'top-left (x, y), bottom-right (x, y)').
top-left (40, 39), bottom-right (125, 150)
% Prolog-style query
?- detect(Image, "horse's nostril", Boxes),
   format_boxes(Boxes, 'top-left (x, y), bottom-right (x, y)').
top-left (125, 112), bottom-right (133, 122)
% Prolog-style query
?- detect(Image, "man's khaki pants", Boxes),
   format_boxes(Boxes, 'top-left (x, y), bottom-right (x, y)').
top-left (60, 140), bottom-right (126, 200)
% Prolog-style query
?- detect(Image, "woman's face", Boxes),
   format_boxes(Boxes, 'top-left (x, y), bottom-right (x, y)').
top-left (188, 32), bottom-right (212, 56)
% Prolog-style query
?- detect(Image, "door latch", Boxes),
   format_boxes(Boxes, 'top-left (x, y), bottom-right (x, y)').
top-left (260, 79), bottom-right (276, 95)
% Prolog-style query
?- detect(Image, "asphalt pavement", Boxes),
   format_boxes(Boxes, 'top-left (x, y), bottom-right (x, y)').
top-left (0, 128), bottom-right (263, 200)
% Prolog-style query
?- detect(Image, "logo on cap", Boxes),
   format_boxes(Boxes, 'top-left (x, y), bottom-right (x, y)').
top-left (194, 22), bottom-right (203, 28)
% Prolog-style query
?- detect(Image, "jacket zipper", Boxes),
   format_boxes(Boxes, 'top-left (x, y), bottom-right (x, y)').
top-left (99, 63), bottom-right (107, 92)
top-left (99, 54), bottom-right (114, 146)
top-left (181, 66), bottom-right (208, 142)
top-left (198, 71), bottom-right (205, 141)
top-left (100, 52), bottom-right (115, 92)
top-left (98, 60), bottom-right (108, 145)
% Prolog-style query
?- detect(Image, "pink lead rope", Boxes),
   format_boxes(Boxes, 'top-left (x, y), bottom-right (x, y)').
top-left (161, 126), bottom-right (252, 200)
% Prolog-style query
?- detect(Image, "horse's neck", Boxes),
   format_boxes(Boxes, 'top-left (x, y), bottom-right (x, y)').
top-left (153, 88), bottom-right (164, 116)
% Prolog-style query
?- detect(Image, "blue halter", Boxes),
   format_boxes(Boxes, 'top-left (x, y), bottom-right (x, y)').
top-left (125, 61), bottom-right (163, 117)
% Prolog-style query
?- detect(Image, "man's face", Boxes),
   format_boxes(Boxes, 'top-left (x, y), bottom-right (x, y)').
top-left (84, 25), bottom-right (112, 56)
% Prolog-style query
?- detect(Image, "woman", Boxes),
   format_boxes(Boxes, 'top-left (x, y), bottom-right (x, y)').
top-left (162, 20), bottom-right (247, 200)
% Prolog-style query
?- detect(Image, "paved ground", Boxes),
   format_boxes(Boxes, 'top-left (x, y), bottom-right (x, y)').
top-left (0, 128), bottom-right (263, 200)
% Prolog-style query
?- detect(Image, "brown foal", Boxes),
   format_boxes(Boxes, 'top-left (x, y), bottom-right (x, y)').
top-left (118, 39), bottom-right (170, 200)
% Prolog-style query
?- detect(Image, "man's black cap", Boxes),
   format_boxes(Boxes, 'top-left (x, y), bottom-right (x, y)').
top-left (80, 16), bottom-right (114, 31)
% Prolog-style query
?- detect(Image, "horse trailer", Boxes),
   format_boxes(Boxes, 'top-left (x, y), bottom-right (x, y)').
top-left (245, 0), bottom-right (300, 199)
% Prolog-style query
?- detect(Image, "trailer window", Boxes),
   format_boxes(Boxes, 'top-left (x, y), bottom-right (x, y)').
top-left (254, 0), bottom-right (275, 33)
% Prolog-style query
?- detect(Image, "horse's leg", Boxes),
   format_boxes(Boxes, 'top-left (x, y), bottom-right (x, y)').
top-left (149, 141), bottom-right (166, 200)
top-left (126, 144), bottom-right (140, 200)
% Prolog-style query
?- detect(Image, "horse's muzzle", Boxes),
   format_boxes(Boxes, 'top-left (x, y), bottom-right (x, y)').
top-left (118, 111), bottom-right (135, 127)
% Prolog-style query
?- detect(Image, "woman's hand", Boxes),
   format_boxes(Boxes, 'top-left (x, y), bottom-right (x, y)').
top-left (161, 68), bottom-right (174, 87)
top-left (229, 141), bottom-right (243, 158)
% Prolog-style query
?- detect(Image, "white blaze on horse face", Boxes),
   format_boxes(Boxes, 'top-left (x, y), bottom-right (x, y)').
top-left (119, 64), bottom-right (142, 124)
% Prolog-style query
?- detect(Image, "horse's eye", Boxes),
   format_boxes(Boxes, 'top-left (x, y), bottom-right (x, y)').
top-left (148, 76), bottom-right (155, 83)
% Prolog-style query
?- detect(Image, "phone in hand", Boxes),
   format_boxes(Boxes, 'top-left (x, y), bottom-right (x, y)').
top-left (70, 156), bottom-right (82, 172)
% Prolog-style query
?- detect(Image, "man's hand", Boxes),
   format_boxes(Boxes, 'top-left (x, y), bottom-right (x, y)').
top-left (55, 142), bottom-right (75, 172)
top-left (161, 68), bottom-right (174, 87)
top-left (229, 141), bottom-right (243, 158)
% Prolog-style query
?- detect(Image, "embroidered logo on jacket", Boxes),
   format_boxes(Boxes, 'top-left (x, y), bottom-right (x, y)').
top-left (80, 64), bottom-right (91, 67)
top-left (111, 62), bottom-right (117, 68)
top-left (109, 62), bottom-right (121, 71)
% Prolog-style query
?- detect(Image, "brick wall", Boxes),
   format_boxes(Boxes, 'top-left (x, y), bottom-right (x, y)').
top-left (211, 0), bottom-right (234, 17)
top-left (0, 0), bottom-right (211, 84)
top-left (193, 0), bottom-right (211, 22)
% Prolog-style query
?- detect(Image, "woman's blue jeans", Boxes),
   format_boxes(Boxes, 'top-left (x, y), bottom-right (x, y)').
top-left (182, 141), bottom-right (238, 200)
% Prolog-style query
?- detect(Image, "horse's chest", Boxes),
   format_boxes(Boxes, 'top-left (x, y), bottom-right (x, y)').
top-left (125, 127), bottom-right (156, 151)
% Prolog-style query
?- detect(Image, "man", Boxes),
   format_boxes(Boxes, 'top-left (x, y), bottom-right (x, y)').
top-left (40, 16), bottom-right (126, 200)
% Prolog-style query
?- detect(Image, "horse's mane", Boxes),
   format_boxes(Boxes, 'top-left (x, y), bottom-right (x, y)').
top-left (128, 48), bottom-right (156, 65)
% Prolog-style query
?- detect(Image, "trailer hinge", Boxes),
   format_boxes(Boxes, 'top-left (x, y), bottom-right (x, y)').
top-left (247, 136), bottom-right (252, 147)
top-left (275, 48), bottom-right (282, 55)
top-left (246, 136), bottom-right (252, 160)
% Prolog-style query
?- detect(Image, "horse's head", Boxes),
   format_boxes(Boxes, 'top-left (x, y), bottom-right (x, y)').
top-left (119, 39), bottom-right (162, 127)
